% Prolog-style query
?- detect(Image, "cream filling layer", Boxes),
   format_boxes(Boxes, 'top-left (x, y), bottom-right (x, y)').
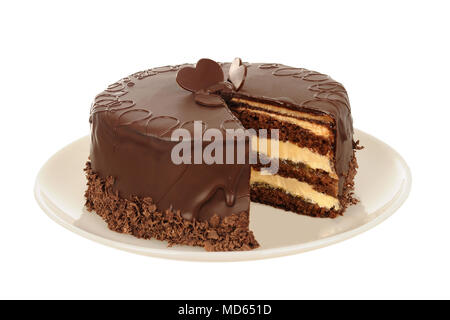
top-left (251, 169), bottom-right (340, 210)
top-left (235, 106), bottom-right (332, 138)
top-left (232, 98), bottom-right (333, 123)
top-left (252, 136), bottom-right (337, 177)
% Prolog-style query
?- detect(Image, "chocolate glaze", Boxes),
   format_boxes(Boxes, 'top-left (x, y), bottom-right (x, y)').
top-left (89, 60), bottom-right (354, 221)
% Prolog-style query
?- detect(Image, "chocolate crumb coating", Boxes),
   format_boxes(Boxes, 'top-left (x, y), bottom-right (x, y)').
top-left (84, 162), bottom-right (259, 251)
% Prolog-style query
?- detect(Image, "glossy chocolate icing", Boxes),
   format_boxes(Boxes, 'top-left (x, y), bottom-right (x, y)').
top-left (89, 60), bottom-right (354, 221)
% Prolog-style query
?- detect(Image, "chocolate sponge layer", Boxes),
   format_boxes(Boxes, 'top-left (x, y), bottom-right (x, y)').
top-left (230, 105), bottom-right (334, 156)
top-left (252, 159), bottom-right (339, 197)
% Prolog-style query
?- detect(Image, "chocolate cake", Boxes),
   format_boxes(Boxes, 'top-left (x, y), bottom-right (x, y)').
top-left (85, 58), bottom-right (359, 251)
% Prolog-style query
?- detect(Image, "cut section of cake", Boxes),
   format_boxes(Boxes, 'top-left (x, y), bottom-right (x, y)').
top-left (229, 97), bottom-right (358, 218)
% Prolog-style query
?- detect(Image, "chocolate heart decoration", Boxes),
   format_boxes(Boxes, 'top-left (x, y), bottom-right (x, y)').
top-left (176, 58), bottom-right (224, 93)
top-left (206, 81), bottom-right (234, 95)
top-left (228, 57), bottom-right (247, 90)
top-left (194, 90), bottom-right (226, 107)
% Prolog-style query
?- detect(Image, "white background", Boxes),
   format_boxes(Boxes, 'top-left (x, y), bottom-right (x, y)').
top-left (1, 0), bottom-right (449, 299)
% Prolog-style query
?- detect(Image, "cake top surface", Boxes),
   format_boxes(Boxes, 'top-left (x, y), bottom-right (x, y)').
top-left (91, 61), bottom-right (352, 139)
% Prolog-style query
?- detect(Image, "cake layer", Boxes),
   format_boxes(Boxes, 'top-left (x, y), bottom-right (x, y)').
top-left (252, 151), bottom-right (359, 218)
top-left (251, 183), bottom-right (341, 218)
top-left (232, 101), bottom-right (332, 138)
top-left (232, 106), bottom-right (333, 156)
top-left (252, 159), bottom-right (339, 197)
top-left (250, 168), bottom-right (340, 210)
top-left (231, 97), bottom-right (334, 124)
top-left (252, 136), bottom-right (336, 176)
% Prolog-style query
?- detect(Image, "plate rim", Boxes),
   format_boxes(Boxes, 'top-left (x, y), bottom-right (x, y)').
top-left (34, 129), bottom-right (412, 262)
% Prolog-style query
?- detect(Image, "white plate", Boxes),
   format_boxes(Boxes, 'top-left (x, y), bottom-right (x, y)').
top-left (34, 129), bottom-right (411, 261)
